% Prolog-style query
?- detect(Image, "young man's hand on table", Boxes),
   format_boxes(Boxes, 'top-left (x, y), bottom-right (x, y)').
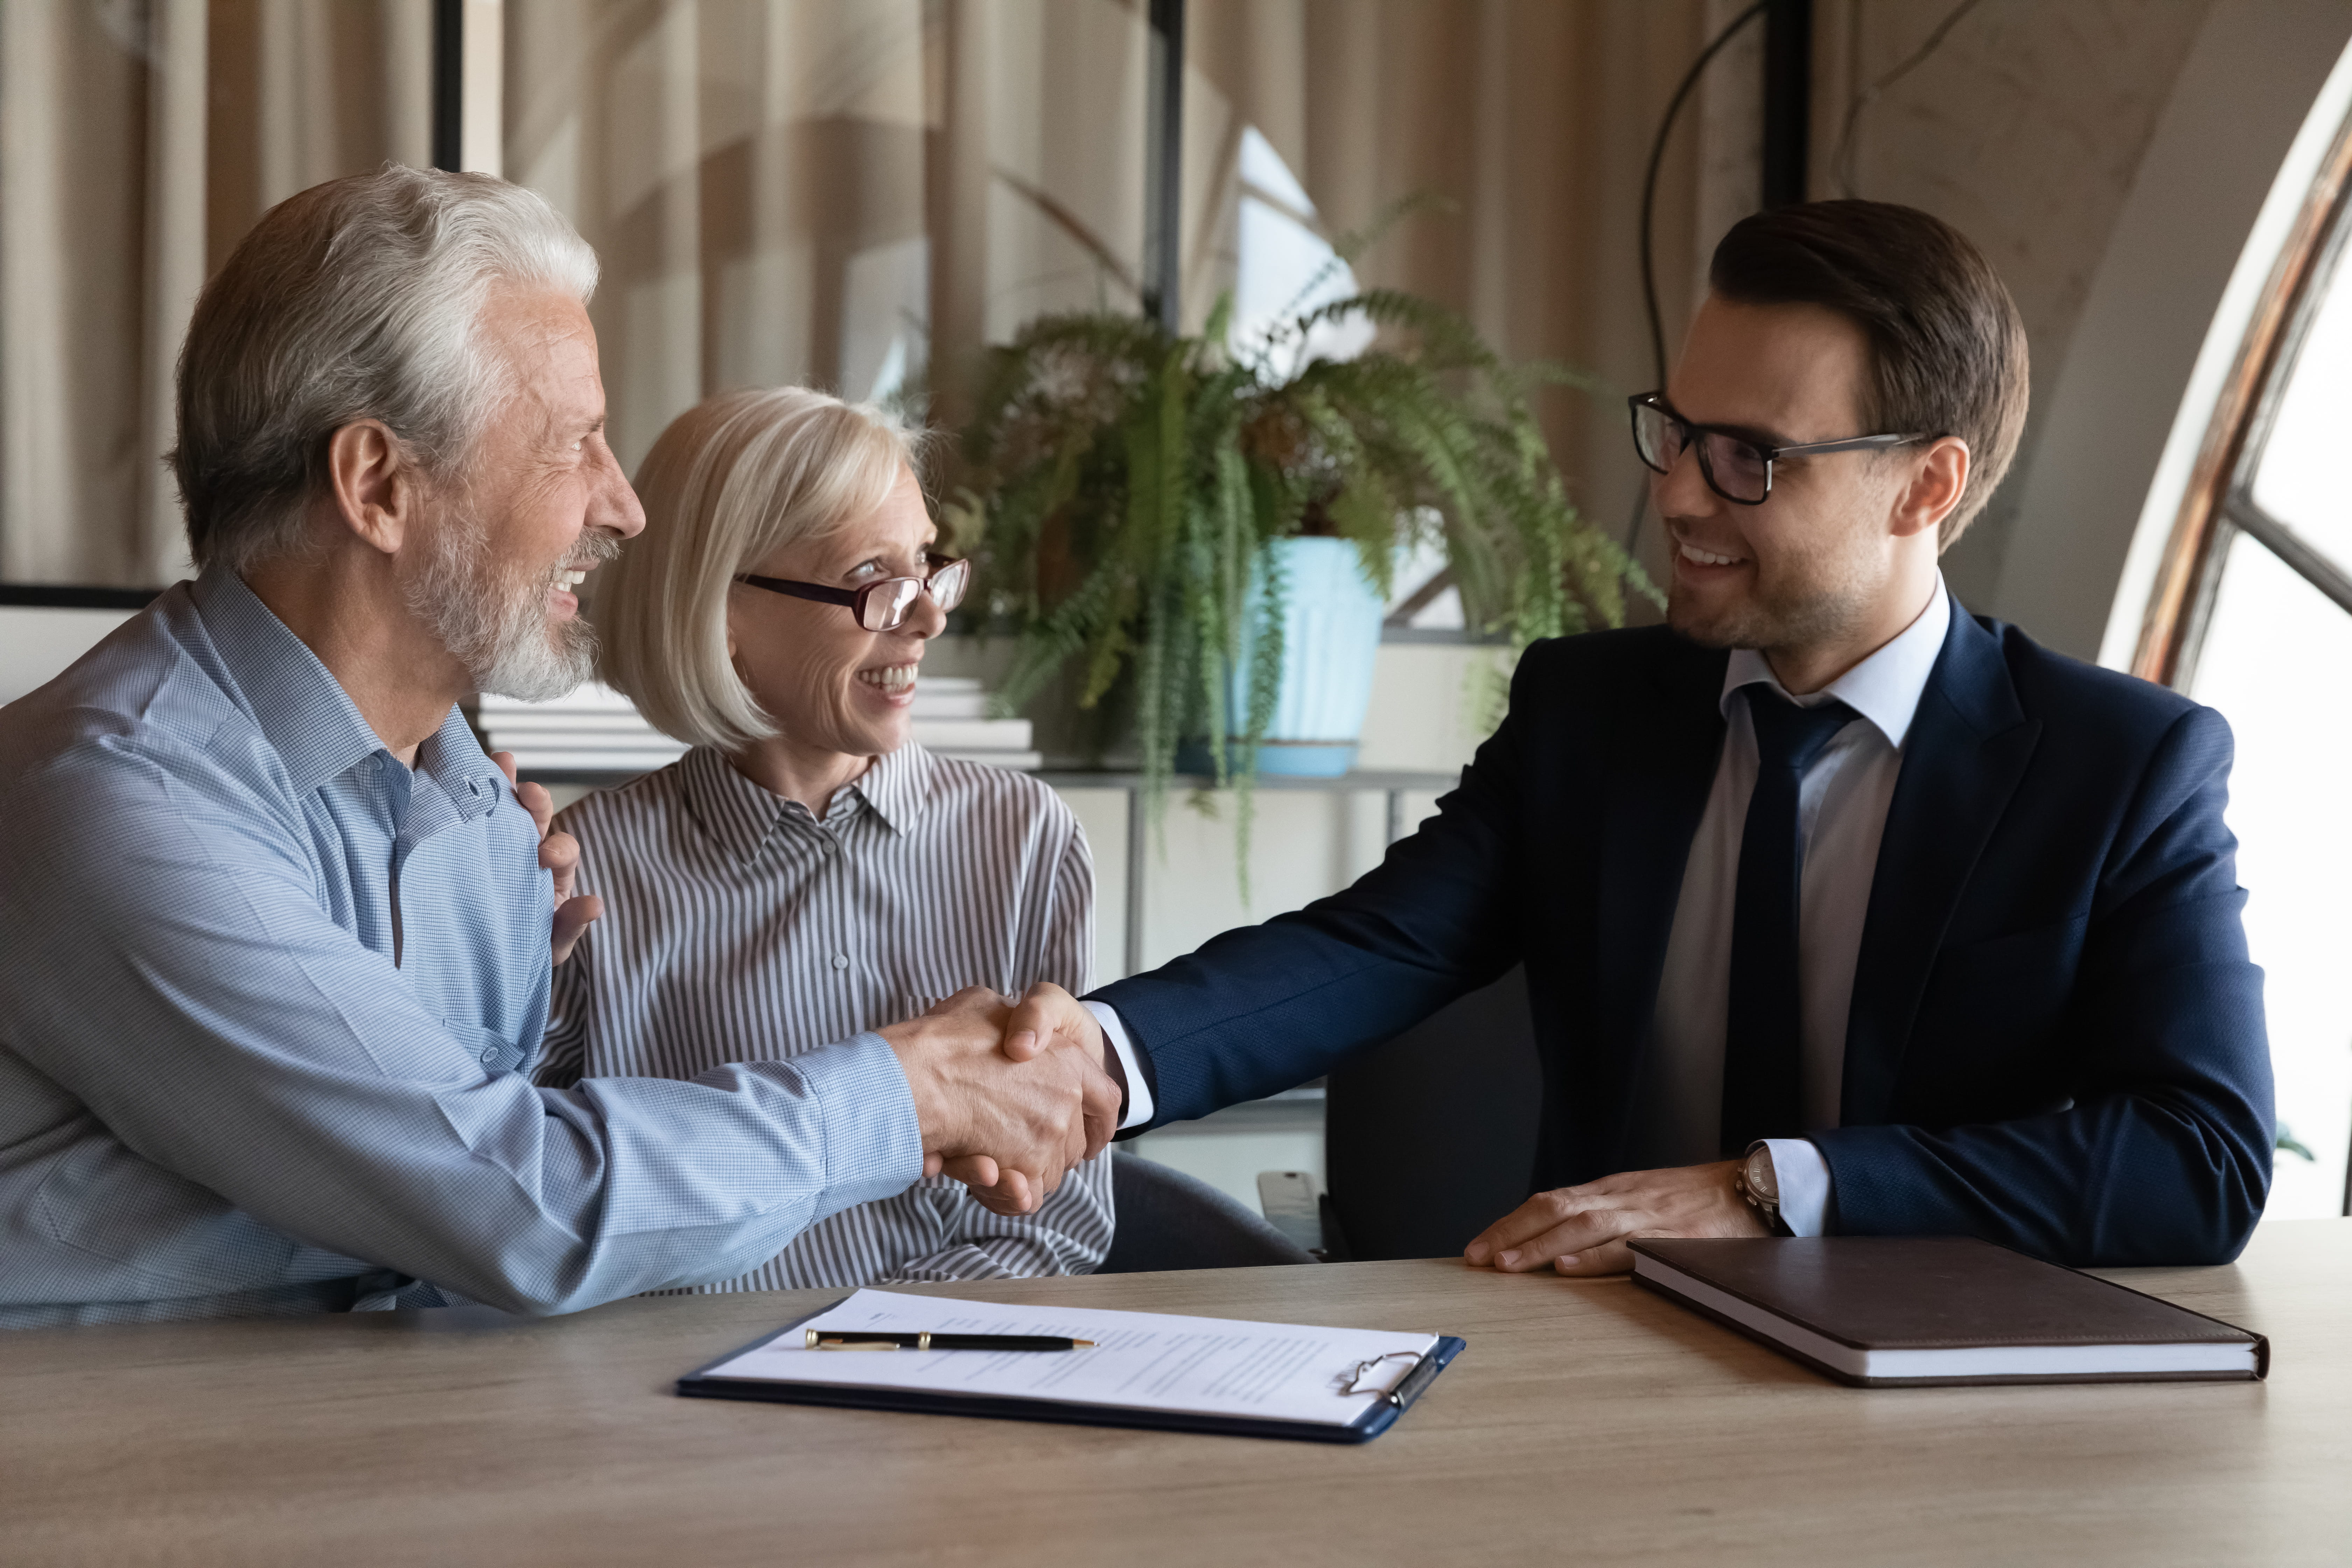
top-left (1463, 1161), bottom-right (1770, 1275)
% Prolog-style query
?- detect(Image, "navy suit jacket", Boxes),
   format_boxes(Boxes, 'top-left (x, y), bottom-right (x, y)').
top-left (1095, 608), bottom-right (2274, 1266)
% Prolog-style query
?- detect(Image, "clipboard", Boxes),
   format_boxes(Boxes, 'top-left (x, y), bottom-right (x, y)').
top-left (678, 1295), bottom-right (1468, 1445)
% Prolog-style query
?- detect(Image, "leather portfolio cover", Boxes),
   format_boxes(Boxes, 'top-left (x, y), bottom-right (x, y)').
top-left (1628, 1236), bottom-right (2268, 1388)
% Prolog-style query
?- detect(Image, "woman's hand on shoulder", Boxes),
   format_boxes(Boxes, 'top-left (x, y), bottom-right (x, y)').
top-left (492, 750), bottom-right (604, 966)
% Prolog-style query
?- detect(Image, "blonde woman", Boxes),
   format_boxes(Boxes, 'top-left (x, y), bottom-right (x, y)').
top-left (537, 387), bottom-right (1110, 1287)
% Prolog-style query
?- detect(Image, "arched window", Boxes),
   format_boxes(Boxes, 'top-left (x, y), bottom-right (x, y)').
top-left (2135, 109), bottom-right (2352, 1220)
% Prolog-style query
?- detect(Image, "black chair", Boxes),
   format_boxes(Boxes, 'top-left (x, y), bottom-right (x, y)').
top-left (1319, 965), bottom-right (1544, 1261)
top-left (1096, 1150), bottom-right (1317, 1273)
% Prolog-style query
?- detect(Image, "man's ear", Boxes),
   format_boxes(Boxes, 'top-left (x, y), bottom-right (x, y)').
top-left (1890, 436), bottom-right (1970, 542)
top-left (325, 419), bottom-right (424, 556)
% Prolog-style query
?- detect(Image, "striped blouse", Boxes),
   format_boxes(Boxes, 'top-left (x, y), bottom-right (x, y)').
top-left (538, 742), bottom-right (1111, 1290)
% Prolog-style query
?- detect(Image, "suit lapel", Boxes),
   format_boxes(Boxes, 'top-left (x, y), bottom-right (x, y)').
top-left (1595, 642), bottom-right (1728, 1096)
top-left (1842, 610), bottom-right (2041, 1125)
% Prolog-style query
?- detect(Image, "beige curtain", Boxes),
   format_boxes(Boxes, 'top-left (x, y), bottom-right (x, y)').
top-left (0, 0), bottom-right (429, 588)
top-left (0, 0), bottom-right (1768, 588)
top-left (503, 0), bottom-right (1152, 476)
top-left (499, 0), bottom-right (1755, 532)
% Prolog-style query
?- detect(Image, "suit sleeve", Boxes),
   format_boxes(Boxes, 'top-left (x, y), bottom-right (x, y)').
top-left (1812, 706), bottom-right (2274, 1265)
top-left (1093, 650), bottom-right (1542, 1127)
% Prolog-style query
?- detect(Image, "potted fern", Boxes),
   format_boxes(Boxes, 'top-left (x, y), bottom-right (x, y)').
top-left (945, 287), bottom-right (1652, 834)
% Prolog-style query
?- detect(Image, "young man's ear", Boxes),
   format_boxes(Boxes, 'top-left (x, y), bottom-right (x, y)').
top-left (1890, 436), bottom-right (1970, 542)
top-left (325, 420), bottom-right (422, 556)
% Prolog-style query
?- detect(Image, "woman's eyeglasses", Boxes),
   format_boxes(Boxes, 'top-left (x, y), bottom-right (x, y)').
top-left (1628, 391), bottom-right (1925, 505)
top-left (734, 554), bottom-right (972, 632)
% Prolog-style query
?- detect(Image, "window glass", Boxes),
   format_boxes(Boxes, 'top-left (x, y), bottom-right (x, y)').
top-left (1227, 128), bottom-right (1372, 374)
top-left (2189, 528), bottom-right (2352, 1219)
top-left (2249, 239), bottom-right (2352, 574)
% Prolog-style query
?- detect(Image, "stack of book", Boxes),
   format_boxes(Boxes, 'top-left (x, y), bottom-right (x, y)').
top-left (897, 676), bottom-right (1042, 770)
top-left (476, 677), bottom-right (1038, 776)
top-left (476, 682), bottom-right (687, 774)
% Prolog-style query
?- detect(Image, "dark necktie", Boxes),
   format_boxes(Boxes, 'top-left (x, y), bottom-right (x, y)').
top-left (1721, 685), bottom-right (1858, 1157)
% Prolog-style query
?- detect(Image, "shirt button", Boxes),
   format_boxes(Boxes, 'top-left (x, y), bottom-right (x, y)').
top-left (480, 1047), bottom-right (499, 1065)
top-left (830, 954), bottom-right (850, 971)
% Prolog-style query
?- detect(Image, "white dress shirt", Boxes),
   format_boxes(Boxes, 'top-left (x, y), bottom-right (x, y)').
top-left (1636, 577), bottom-right (1951, 1232)
top-left (1096, 579), bottom-right (1952, 1239)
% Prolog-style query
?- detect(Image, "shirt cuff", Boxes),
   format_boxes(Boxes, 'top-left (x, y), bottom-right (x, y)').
top-left (1083, 1001), bottom-right (1155, 1130)
top-left (797, 1030), bottom-right (927, 1208)
top-left (1761, 1138), bottom-right (1832, 1237)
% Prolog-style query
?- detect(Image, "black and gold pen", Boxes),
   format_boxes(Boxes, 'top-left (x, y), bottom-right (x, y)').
top-left (803, 1330), bottom-right (1094, 1352)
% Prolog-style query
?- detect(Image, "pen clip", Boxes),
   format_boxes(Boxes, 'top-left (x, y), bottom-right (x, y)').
top-left (1385, 1351), bottom-right (1445, 1411)
top-left (805, 1329), bottom-right (906, 1351)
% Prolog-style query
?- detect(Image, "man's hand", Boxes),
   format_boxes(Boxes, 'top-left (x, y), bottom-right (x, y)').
top-left (941, 983), bottom-right (1112, 1216)
top-left (882, 988), bottom-right (1120, 1214)
top-left (994, 983), bottom-right (1106, 1067)
top-left (1463, 1160), bottom-right (1767, 1276)
top-left (494, 751), bottom-right (602, 965)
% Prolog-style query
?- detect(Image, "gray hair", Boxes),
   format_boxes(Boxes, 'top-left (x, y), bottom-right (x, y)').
top-left (170, 164), bottom-right (599, 574)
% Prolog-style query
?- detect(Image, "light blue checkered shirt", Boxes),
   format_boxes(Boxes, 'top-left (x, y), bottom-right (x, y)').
top-left (0, 572), bottom-right (923, 1328)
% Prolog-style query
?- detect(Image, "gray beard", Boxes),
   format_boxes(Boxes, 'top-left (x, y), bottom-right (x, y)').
top-left (407, 510), bottom-right (615, 702)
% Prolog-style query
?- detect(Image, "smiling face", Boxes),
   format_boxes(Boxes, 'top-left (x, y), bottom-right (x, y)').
top-left (404, 286), bottom-right (644, 701)
top-left (1656, 295), bottom-right (1920, 661)
top-left (725, 465), bottom-right (944, 762)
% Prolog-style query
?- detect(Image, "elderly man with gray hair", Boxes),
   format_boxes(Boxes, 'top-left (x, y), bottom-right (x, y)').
top-left (0, 166), bottom-right (1115, 1328)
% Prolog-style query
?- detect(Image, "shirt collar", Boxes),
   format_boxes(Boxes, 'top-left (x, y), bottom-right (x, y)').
top-left (1719, 574), bottom-right (1952, 750)
top-left (193, 570), bottom-right (398, 792)
top-left (679, 742), bottom-right (936, 863)
top-left (416, 706), bottom-right (507, 825)
top-left (678, 746), bottom-right (789, 864)
top-left (190, 570), bottom-right (505, 818)
top-left (849, 742), bottom-right (934, 836)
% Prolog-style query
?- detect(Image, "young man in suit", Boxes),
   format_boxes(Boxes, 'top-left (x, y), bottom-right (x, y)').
top-left (980, 198), bottom-right (2274, 1270)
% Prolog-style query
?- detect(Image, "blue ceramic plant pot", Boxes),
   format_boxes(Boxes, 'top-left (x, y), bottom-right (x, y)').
top-left (1178, 536), bottom-right (1385, 778)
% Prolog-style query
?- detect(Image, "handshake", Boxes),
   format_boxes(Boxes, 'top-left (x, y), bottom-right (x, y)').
top-left (877, 984), bottom-right (1118, 1215)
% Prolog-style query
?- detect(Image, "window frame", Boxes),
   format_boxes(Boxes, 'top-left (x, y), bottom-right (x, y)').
top-left (2134, 108), bottom-right (2352, 690)
top-left (2134, 100), bottom-right (2352, 1218)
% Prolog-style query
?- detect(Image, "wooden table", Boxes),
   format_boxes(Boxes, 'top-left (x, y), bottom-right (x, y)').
top-left (6, 1220), bottom-right (2347, 1566)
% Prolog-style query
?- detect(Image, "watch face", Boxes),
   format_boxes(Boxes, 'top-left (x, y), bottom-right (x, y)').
top-left (1743, 1148), bottom-right (1779, 1206)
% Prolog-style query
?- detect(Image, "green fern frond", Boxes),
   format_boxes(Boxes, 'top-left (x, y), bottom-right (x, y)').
top-left (955, 261), bottom-right (1644, 892)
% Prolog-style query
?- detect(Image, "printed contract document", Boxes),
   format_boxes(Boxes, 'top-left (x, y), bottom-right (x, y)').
top-left (691, 1288), bottom-right (1443, 1429)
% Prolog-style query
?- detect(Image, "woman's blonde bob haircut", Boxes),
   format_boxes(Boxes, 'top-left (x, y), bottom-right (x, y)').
top-left (594, 386), bottom-right (920, 751)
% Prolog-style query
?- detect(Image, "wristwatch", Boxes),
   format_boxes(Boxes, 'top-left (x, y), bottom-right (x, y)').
top-left (1734, 1143), bottom-right (1794, 1237)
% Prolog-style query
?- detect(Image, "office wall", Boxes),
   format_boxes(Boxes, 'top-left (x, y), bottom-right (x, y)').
top-left (1814, 0), bottom-right (2352, 657)
top-left (1998, 0), bottom-right (2352, 664)
top-left (0, 605), bottom-right (140, 706)
top-left (1811, 0), bottom-right (2221, 621)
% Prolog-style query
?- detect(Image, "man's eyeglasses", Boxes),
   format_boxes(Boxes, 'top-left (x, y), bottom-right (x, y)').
top-left (734, 554), bottom-right (972, 632)
top-left (1628, 392), bottom-right (1925, 506)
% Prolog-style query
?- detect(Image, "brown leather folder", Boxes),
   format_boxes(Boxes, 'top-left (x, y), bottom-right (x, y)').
top-left (1628, 1236), bottom-right (2269, 1388)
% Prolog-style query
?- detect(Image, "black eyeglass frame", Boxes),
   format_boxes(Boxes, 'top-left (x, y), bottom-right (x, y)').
top-left (733, 553), bottom-right (971, 632)
top-left (1628, 391), bottom-right (1928, 506)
